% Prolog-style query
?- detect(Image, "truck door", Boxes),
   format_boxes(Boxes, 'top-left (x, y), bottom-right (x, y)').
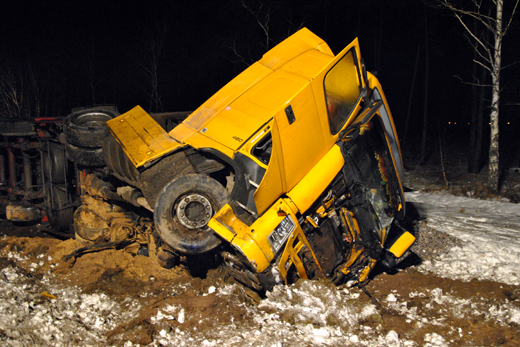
top-left (254, 39), bottom-right (365, 215)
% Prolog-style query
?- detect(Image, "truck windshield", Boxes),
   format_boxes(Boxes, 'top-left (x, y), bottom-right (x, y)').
top-left (324, 49), bottom-right (362, 134)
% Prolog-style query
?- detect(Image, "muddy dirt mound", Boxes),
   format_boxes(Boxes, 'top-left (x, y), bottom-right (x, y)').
top-left (1, 221), bottom-right (520, 346)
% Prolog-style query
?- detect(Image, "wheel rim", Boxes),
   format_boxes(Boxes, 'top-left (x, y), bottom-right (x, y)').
top-left (75, 112), bottom-right (113, 128)
top-left (176, 194), bottom-right (213, 229)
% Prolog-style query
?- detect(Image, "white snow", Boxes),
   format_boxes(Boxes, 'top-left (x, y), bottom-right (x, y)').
top-left (406, 191), bottom-right (520, 285)
top-left (1, 190), bottom-right (520, 346)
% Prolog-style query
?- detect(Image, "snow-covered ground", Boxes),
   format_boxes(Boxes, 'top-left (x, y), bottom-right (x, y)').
top-left (1, 191), bottom-right (520, 346)
top-left (407, 191), bottom-right (520, 286)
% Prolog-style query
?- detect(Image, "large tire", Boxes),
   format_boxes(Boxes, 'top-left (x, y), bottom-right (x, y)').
top-left (65, 142), bottom-right (105, 167)
top-left (45, 184), bottom-right (74, 232)
top-left (154, 174), bottom-right (229, 254)
top-left (64, 107), bottom-right (119, 148)
top-left (42, 142), bottom-right (67, 184)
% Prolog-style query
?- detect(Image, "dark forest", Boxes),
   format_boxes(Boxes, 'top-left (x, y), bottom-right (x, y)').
top-left (1, 0), bottom-right (519, 168)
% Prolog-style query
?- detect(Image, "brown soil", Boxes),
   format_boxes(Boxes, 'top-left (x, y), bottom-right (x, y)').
top-left (365, 269), bottom-right (520, 347)
top-left (1, 218), bottom-right (519, 346)
top-left (0, 219), bottom-right (254, 345)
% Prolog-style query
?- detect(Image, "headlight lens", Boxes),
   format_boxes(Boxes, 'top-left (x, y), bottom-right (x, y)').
top-left (268, 215), bottom-right (296, 253)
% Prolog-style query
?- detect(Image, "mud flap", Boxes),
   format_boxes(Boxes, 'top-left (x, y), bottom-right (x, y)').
top-left (278, 228), bottom-right (325, 284)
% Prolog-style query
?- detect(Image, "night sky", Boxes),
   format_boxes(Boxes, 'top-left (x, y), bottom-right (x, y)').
top-left (1, 0), bottom-right (519, 156)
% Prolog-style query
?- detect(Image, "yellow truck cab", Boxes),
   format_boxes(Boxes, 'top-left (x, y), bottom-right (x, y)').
top-left (102, 28), bottom-right (414, 290)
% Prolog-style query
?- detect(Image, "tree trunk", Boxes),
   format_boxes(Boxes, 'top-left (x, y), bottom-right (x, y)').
top-left (468, 12), bottom-right (480, 174)
top-left (487, 0), bottom-right (503, 193)
top-left (469, 56), bottom-right (478, 173)
top-left (475, 67), bottom-right (487, 171)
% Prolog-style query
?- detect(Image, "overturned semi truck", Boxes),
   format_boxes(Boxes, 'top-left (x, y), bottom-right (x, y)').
top-left (56, 28), bottom-right (414, 291)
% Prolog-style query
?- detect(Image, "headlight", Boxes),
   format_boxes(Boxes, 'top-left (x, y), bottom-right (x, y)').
top-left (268, 215), bottom-right (296, 253)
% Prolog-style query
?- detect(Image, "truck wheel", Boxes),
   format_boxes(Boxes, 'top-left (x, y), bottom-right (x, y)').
top-left (65, 142), bottom-right (105, 167)
top-left (42, 142), bottom-right (67, 184)
top-left (64, 108), bottom-right (118, 148)
top-left (154, 174), bottom-right (229, 254)
top-left (45, 185), bottom-right (74, 232)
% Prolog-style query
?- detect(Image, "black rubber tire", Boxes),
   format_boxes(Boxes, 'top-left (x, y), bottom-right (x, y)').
top-left (45, 184), bottom-right (74, 232)
top-left (154, 174), bottom-right (229, 254)
top-left (42, 142), bottom-right (67, 184)
top-left (64, 107), bottom-right (119, 148)
top-left (65, 142), bottom-right (105, 167)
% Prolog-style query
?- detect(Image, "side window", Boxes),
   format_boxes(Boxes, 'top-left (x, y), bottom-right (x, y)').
top-left (252, 132), bottom-right (272, 165)
top-left (324, 49), bottom-right (362, 134)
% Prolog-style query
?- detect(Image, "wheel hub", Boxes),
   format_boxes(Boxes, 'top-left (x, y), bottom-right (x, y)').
top-left (176, 194), bottom-right (213, 229)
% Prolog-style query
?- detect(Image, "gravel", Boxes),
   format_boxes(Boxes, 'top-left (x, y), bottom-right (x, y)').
top-left (411, 220), bottom-right (464, 262)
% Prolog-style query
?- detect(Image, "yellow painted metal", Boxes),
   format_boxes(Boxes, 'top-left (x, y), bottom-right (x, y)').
top-left (247, 75), bottom-right (305, 111)
top-left (230, 231), bottom-right (270, 272)
top-left (254, 84), bottom-right (330, 215)
top-left (309, 38), bottom-right (364, 149)
top-left (209, 202), bottom-right (280, 273)
top-left (209, 198), bottom-right (301, 273)
top-left (305, 216), bottom-right (318, 228)
top-left (380, 226), bottom-right (389, 245)
top-left (259, 27), bottom-right (334, 70)
top-left (201, 106), bottom-right (265, 151)
top-left (237, 125), bottom-right (271, 169)
top-left (278, 228), bottom-right (324, 284)
top-left (168, 123), bottom-right (235, 159)
top-left (207, 204), bottom-right (241, 242)
top-left (104, 29), bottom-right (403, 287)
top-left (279, 50), bottom-right (335, 80)
top-left (279, 232), bottom-right (307, 282)
top-left (388, 231), bottom-right (416, 258)
top-left (273, 85), bottom-right (327, 191)
top-left (358, 259), bottom-right (377, 283)
top-left (177, 62), bottom-right (273, 132)
top-left (106, 106), bottom-right (182, 167)
top-left (252, 120), bottom-right (285, 215)
top-left (286, 144), bottom-right (345, 214)
top-left (165, 28), bottom-right (338, 159)
top-left (253, 37), bottom-right (363, 215)
top-left (338, 208), bottom-right (365, 276)
top-left (245, 199), bottom-right (298, 266)
top-left (170, 28), bottom-right (333, 148)
top-left (339, 248), bottom-right (364, 276)
top-left (315, 198), bottom-right (334, 218)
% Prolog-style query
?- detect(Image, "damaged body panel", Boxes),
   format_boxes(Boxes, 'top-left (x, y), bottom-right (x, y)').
top-left (73, 28), bottom-right (414, 291)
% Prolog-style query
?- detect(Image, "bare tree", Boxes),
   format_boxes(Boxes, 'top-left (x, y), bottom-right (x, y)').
top-left (0, 67), bottom-right (25, 118)
top-left (138, 15), bottom-right (167, 113)
top-left (228, 0), bottom-right (308, 67)
top-left (437, 0), bottom-right (519, 193)
top-left (240, 0), bottom-right (274, 51)
top-left (0, 64), bottom-right (41, 119)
